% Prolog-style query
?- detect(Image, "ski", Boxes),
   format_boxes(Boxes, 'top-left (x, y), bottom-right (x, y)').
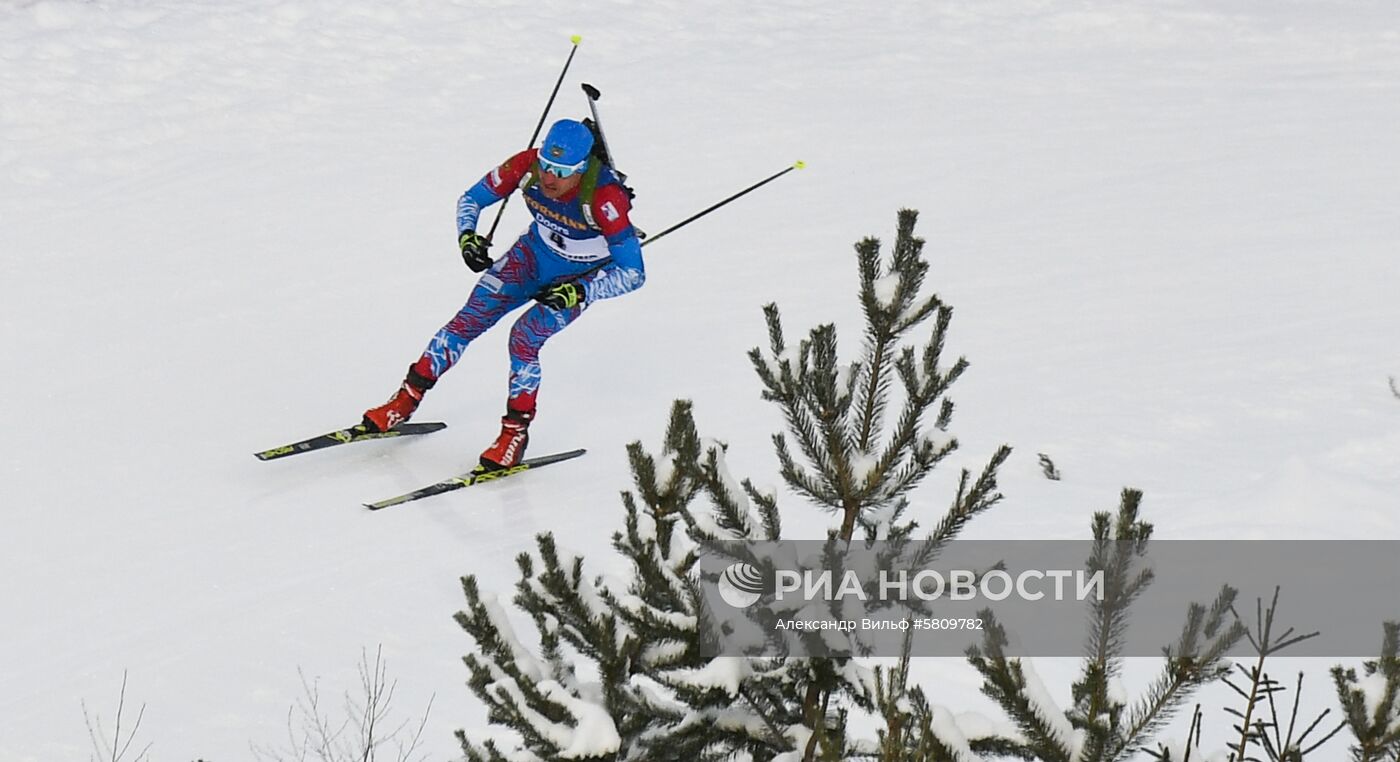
top-left (254, 422), bottom-right (448, 461)
top-left (364, 448), bottom-right (587, 510)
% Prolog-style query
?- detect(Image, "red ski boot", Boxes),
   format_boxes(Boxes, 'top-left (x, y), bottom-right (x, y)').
top-left (362, 367), bottom-right (435, 432)
top-left (479, 409), bottom-right (534, 470)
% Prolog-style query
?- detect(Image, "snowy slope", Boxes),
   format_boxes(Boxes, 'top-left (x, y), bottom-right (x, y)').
top-left (3, 1), bottom-right (1399, 759)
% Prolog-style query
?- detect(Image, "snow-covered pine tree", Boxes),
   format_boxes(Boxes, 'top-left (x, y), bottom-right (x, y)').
top-left (962, 490), bottom-right (1248, 762)
top-left (453, 210), bottom-right (1012, 761)
top-left (738, 208), bottom-right (1011, 759)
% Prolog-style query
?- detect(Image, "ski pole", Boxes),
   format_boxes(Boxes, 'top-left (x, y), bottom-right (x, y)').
top-left (641, 161), bottom-right (805, 248)
top-left (484, 35), bottom-right (583, 243)
top-left (528, 161), bottom-right (806, 301)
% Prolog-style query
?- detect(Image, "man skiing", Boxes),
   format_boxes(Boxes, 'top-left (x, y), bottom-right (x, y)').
top-left (361, 118), bottom-right (645, 470)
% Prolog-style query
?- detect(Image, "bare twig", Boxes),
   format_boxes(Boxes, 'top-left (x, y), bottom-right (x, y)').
top-left (1225, 589), bottom-right (1322, 761)
top-left (1252, 671), bottom-right (1346, 760)
top-left (394, 692), bottom-right (435, 762)
top-left (252, 647), bottom-right (435, 762)
top-left (83, 671), bottom-right (152, 762)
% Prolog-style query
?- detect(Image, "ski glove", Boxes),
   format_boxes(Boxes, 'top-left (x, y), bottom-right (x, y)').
top-left (537, 280), bottom-right (587, 311)
top-left (459, 231), bottom-right (493, 273)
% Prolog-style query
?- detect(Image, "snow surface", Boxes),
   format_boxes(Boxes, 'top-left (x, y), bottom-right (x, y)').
top-left (3, 0), bottom-right (1400, 759)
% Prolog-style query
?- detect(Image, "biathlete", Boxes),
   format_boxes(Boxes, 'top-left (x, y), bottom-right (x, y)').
top-left (361, 118), bottom-right (644, 470)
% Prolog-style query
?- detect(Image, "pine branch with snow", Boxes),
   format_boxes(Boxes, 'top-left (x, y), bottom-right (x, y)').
top-left (965, 613), bottom-right (1079, 762)
top-left (1332, 621), bottom-right (1400, 762)
top-left (454, 571), bottom-right (625, 761)
top-left (870, 632), bottom-right (1030, 762)
top-left (624, 402), bottom-right (881, 761)
top-left (615, 405), bottom-right (796, 758)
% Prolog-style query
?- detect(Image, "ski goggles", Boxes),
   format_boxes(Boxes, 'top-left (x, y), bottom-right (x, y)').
top-left (538, 155), bottom-right (588, 178)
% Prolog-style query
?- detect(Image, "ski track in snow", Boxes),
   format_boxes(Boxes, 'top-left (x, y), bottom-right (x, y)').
top-left (3, 0), bottom-right (1399, 759)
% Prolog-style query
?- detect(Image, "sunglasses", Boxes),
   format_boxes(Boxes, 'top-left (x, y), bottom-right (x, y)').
top-left (538, 155), bottom-right (587, 178)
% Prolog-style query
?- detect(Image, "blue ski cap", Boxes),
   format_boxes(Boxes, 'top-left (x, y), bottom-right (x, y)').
top-left (538, 119), bottom-right (594, 176)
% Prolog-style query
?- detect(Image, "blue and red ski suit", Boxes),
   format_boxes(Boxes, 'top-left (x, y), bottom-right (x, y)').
top-left (408, 148), bottom-right (645, 415)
